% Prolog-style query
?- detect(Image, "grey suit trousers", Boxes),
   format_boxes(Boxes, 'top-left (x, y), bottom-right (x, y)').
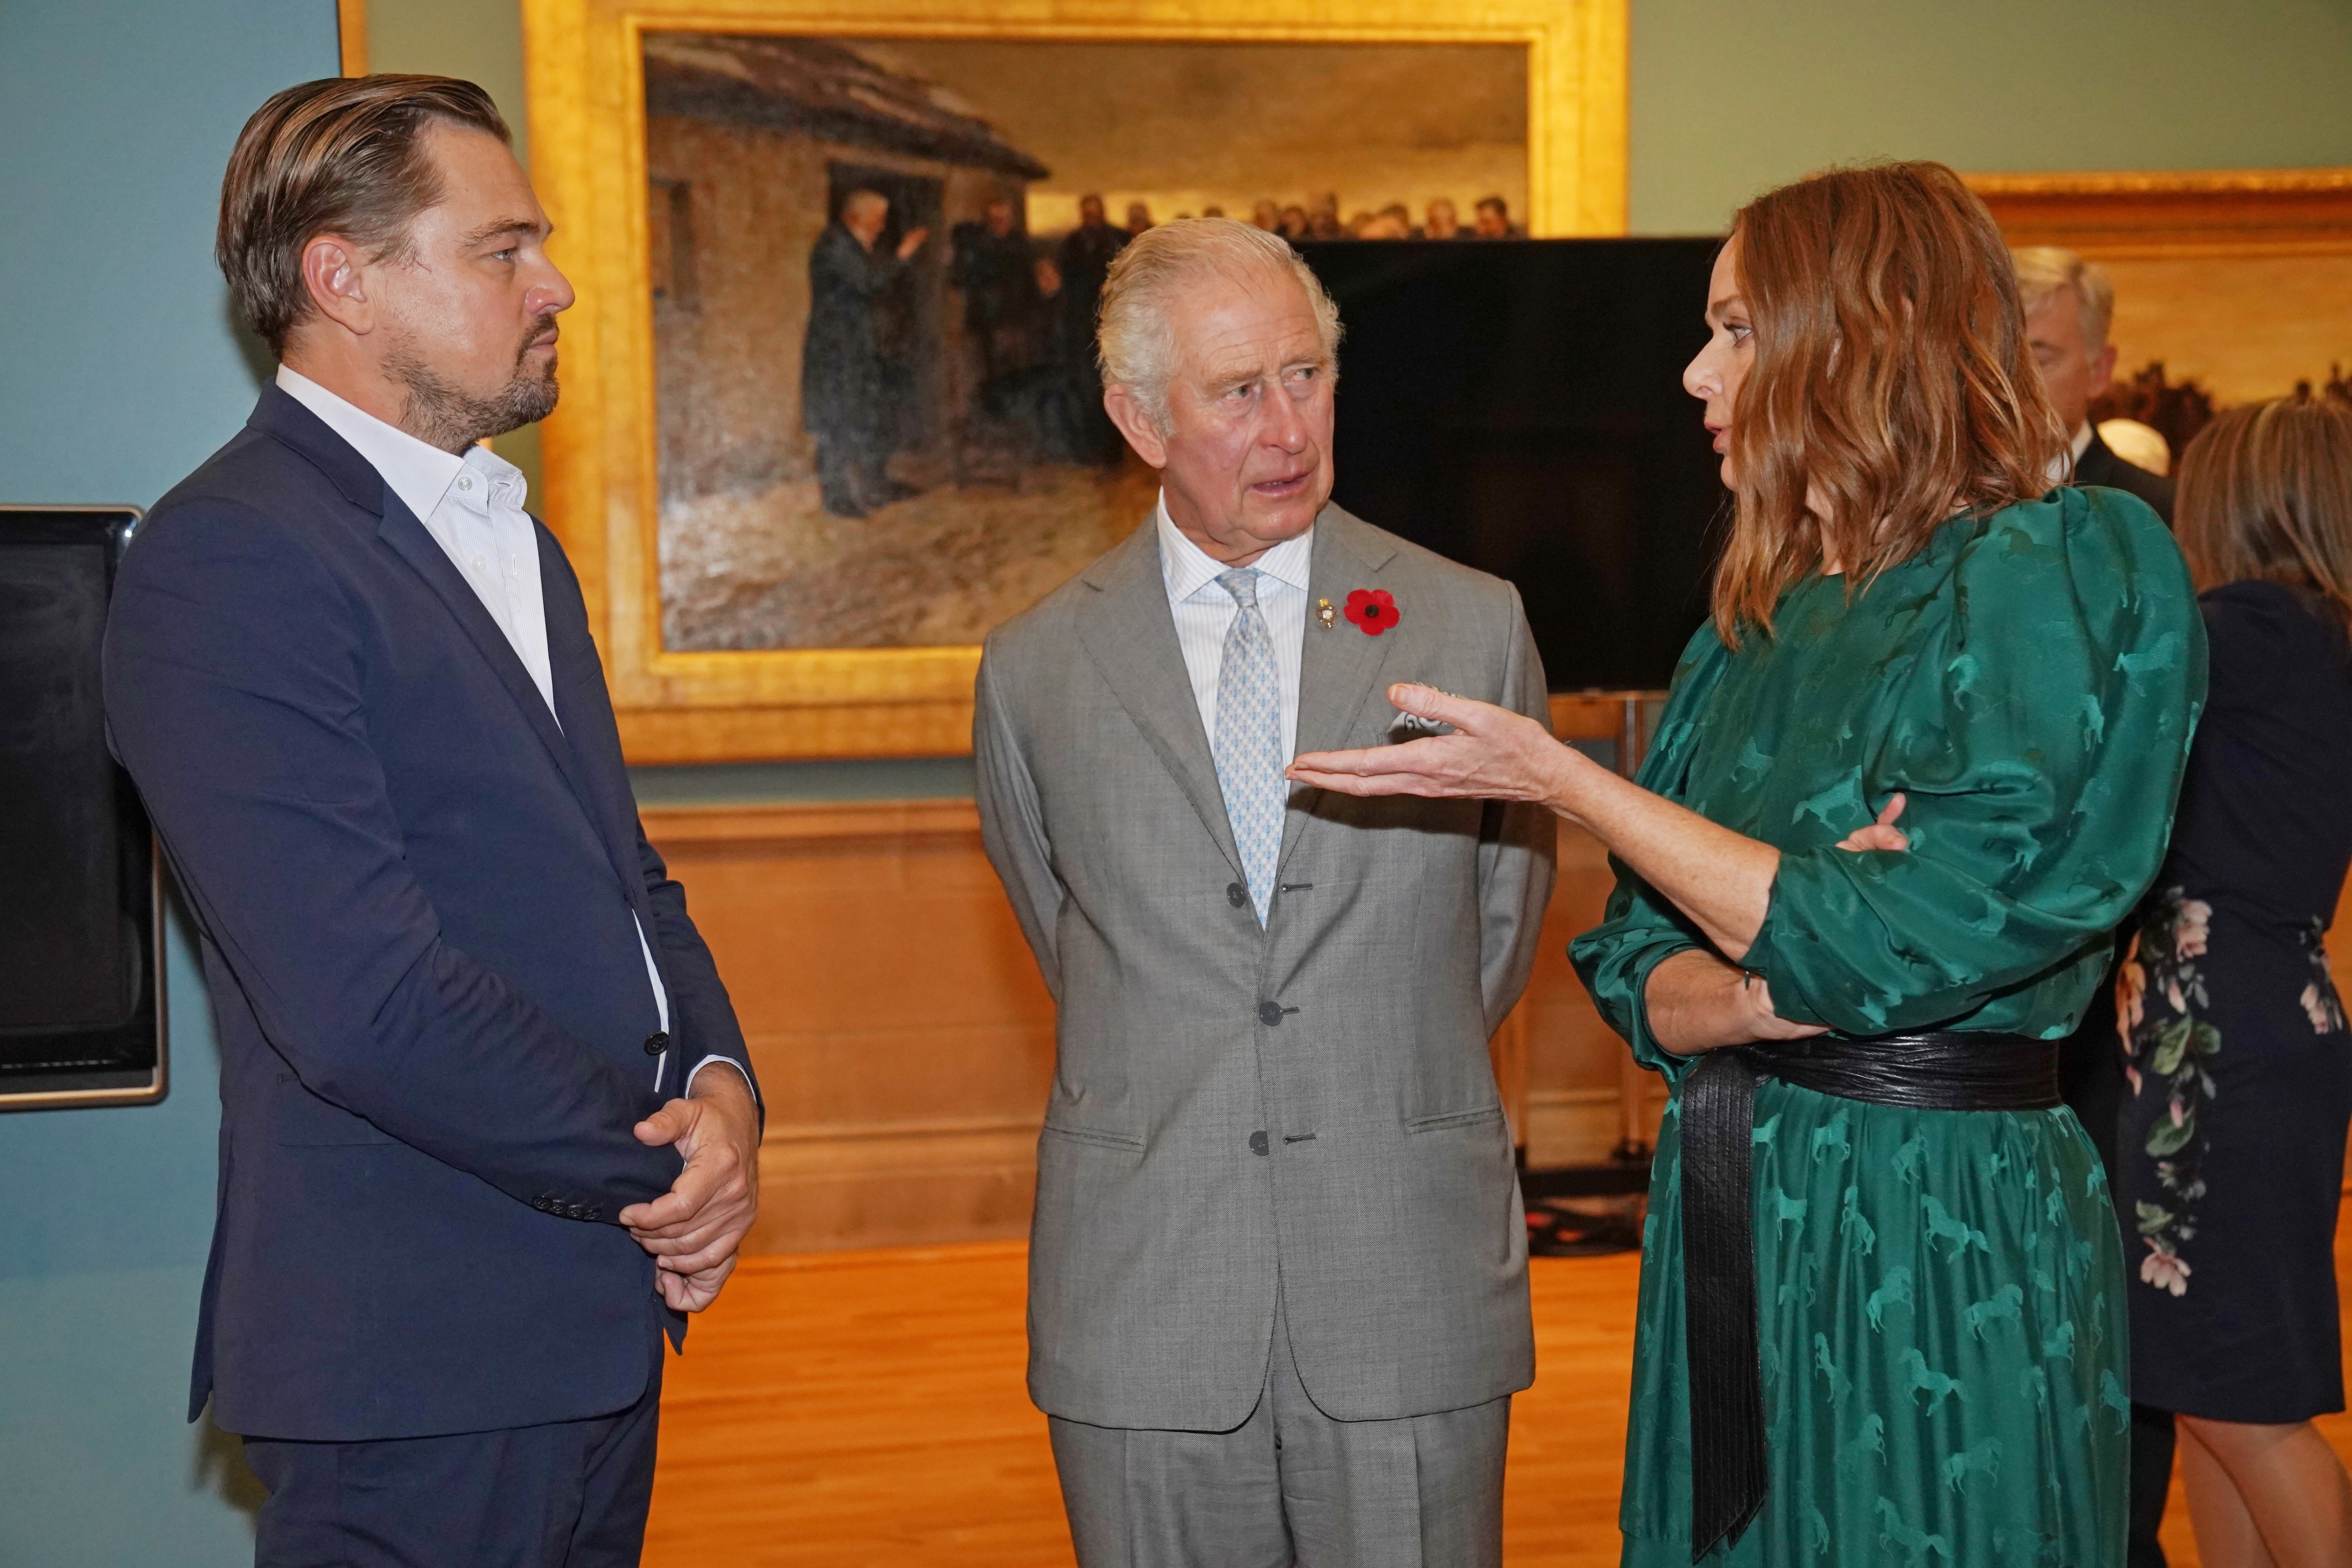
top-left (1046, 1292), bottom-right (1510, 1568)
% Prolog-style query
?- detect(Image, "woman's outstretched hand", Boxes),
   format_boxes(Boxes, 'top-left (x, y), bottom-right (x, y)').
top-left (1285, 683), bottom-right (1580, 805)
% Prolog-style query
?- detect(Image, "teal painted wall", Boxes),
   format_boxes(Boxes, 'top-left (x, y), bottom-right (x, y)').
top-left (1628, 0), bottom-right (2352, 232)
top-left (0, 4), bottom-right (337, 1561)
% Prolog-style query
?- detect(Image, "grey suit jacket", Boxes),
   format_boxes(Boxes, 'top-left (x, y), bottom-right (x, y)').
top-left (975, 503), bottom-right (1556, 1430)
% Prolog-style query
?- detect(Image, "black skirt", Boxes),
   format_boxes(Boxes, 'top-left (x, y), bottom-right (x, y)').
top-left (2118, 891), bottom-right (2352, 1423)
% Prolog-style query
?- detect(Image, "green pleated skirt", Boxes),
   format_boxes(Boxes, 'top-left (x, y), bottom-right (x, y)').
top-left (1618, 1080), bottom-right (2128, 1567)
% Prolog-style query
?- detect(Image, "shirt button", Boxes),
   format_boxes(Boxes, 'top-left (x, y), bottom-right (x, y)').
top-left (456, 476), bottom-right (475, 492)
top-left (470, 555), bottom-right (486, 571)
top-left (1257, 1001), bottom-right (1284, 1027)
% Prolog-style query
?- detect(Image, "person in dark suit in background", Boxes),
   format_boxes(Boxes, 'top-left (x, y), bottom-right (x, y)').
top-left (2018, 245), bottom-right (2177, 523)
top-left (103, 74), bottom-right (760, 1566)
top-left (2015, 241), bottom-right (2179, 1568)
top-left (804, 187), bottom-right (930, 516)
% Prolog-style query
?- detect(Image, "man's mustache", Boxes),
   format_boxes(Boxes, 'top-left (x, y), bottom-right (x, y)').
top-left (517, 313), bottom-right (559, 367)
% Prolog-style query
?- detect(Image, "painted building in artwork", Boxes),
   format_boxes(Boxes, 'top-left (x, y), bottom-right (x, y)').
top-left (643, 34), bottom-right (1051, 501)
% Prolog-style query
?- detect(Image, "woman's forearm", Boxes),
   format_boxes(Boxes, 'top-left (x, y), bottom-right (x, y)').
top-left (1541, 754), bottom-right (1780, 962)
top-left (1643, 949), bottom-right (1759, 1054)
top-left (1644, 948), bottom-right (1831, 1054)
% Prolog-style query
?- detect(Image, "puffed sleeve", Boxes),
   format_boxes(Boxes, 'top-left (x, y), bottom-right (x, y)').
top-left (1568, 626), bottom-right (1730, 1080)
top-left (1746, 489), bottom-right (2208, 1037)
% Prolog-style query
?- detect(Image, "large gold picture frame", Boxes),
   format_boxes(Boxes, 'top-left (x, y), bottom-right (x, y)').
top-left (521, 0), bottom-right (1629, 762)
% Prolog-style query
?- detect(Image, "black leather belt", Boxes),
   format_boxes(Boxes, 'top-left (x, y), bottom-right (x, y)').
top-left (1678, 1030), bottom-right (2060, 1560)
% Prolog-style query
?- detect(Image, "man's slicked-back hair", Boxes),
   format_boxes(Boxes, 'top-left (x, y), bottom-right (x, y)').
top-left (218, 74), bottom-right (510, 355)
top-left (1096, 217), bottom-right (1341, 431)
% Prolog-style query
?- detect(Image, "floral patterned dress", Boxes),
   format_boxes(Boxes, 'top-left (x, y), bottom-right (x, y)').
top-left (2117, 578), bottom-right (2352, 1425)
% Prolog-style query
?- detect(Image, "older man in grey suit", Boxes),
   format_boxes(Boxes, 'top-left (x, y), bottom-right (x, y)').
top-left (974, 218), bottom-right (1556, 1567)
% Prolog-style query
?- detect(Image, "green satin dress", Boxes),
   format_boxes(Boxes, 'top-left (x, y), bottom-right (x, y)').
top-left (1571, 488), bottom-right (2206, 1566)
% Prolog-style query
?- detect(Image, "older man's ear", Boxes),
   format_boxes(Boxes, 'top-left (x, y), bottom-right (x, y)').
top-left (1102, 383), bottom-right (1165, 468)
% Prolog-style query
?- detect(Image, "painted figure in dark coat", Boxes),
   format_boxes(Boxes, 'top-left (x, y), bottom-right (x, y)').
top-left (1053, 193), bottom-right (1130, 466)
top-left (803, 189), bottom-right (928, 517)
top-left (950, 196), bottom-right (1043, 385)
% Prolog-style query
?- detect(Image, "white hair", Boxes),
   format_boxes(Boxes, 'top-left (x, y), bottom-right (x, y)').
top-left (841, 188), bottom-right (888, 221)
top-left (2011, 244), bottom-right (2114, 349)
top-left (1096, 217), bottom-right (1343, 431)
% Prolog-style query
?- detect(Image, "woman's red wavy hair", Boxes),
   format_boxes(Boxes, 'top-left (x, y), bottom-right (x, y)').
top-left (1714, 161), bottom-right (2065, 643)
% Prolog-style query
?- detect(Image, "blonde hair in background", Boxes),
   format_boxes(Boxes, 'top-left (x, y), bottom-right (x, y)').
top-left (1713, 162), bottom-right (2066, 644)
top-left (2176, 394), bottom-right (2352, 627)
top-left (1096, 218), bottom-right (1343, 431)
top-left (2010, 244), bottom-right (2115, 350)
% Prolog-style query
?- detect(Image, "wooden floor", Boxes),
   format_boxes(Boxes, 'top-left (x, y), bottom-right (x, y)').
top-left (645, 1215), bottom-right (2352, 1566)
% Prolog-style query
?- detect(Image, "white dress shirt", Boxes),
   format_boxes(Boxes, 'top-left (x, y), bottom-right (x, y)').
top-left (275, 366), bottom-right (742, 1099)
top-left (2047, 420), bottom-right (2098, 488)
top-left (1156, 494), bottom-right (1312, 760)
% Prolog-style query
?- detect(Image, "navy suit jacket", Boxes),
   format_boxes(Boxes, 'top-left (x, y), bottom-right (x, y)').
top-left (102, 386), bottom-right (758, 1441)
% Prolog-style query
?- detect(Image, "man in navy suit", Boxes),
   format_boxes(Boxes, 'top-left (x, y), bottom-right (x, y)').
top-left (102, 75), bottom-right (760, 1565)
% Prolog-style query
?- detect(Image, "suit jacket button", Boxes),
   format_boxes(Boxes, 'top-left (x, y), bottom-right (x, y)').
top-left (643, 1031), bottom-right (670, 1056)
top-left (1249, 1131), bottom-right (1270, 1156)
top-left (1257, 1001), bottom-right (1283, 1027)
top-left (1226, 882), bottom-right (1248, 909)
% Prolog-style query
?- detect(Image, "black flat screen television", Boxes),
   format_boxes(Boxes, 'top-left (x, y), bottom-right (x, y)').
top-left (1300, 237), bottom-right (1730, 692)
top-left (0, 506), bottom-right (164, 1109)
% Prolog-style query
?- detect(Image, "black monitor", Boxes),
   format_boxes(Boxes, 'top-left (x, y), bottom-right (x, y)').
top-left (1302, 237), bottom-right (1729, 692)
top-left (0, 506), bottom-right (165, 1109)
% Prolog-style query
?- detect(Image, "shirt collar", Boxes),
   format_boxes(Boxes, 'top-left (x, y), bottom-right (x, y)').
top-left (274, 365), bottom-right (524, 524)
top-left (2071, 421), bottom-right (2096, 463)
top-left (1154, 492), bottom-right (1315, 601)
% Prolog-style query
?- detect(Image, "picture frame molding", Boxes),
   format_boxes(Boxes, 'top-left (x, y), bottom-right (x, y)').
top-left (521, 0), bottom-right (1631, 761)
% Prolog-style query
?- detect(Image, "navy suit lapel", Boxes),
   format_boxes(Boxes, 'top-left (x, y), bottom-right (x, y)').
top-left (1076, 520), bottom-right (1247, 880)
top-left (535, 526), bottom-right (666, 931)
top-left (247, 388), bottom-right (646, 914)
top-left (372, 494), bottom-right (604, 817)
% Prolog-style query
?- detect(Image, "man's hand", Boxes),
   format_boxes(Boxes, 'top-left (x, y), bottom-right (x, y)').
top-left (620, 1065), bottom-right (759, 1313)
top-left (897, 226), bottom-right (931, 261)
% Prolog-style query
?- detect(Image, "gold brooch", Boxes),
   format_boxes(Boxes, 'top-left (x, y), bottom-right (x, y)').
top-left (1315, 597), bottom-right (1337, 630)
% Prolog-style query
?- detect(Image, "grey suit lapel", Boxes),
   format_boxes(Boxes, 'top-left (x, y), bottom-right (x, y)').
top-left (1279, 506), bottom-right (1403, 870)
top-left (1075, 520), bottom-right (1246, 879)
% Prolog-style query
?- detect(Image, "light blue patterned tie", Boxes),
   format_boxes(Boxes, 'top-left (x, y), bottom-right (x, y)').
top-left (1212, 568), bottom-right (1284, 923)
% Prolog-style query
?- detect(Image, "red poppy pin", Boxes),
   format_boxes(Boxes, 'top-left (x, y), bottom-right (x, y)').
top-left (1343, 588), bottom-right (1400, 636)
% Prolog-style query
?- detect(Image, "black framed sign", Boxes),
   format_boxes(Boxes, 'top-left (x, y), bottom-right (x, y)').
top-left (0, 506), bottom-right (165, 1110)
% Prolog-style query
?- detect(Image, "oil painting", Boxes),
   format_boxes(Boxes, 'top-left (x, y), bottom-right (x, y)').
top-left (642, 33), bottom-right (1532, 653)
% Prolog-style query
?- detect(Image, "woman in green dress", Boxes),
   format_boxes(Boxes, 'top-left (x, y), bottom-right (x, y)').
top-left (1289, 162), bottom-right (2206, 1564)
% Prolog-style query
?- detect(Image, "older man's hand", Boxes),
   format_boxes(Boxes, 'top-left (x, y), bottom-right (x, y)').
top-left (620, 1065), bottom-right (760, 1313)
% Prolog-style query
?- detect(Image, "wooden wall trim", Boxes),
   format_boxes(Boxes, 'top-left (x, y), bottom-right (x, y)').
top-left (642, 795), bottom-right (979, 846)
top-left (1968, 167), bottom-right (2352, 258)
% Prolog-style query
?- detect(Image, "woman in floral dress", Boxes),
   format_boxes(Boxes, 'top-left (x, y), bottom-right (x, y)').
top-left (2116, 395), bottom-right (2352, 1563)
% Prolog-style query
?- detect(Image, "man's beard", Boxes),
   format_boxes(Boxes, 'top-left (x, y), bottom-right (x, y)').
top-left (386, 311), bottom-right (561, 454)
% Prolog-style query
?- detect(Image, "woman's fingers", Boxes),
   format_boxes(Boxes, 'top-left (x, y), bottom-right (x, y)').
top-left (1833, 792), bottom-right (1911, 852)
top-left (1387, 682), bottom-right (1493, 732)
top-left (1287, 740), bottom-right (1468, 797)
